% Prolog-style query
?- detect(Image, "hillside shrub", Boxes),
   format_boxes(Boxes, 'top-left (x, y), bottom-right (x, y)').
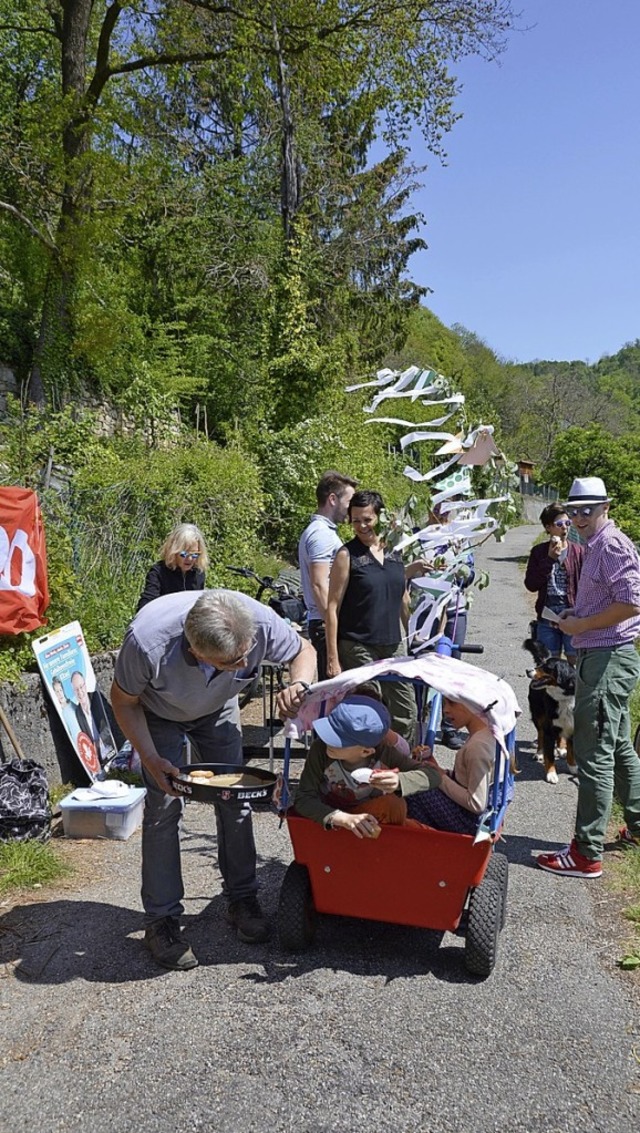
top-left (0, 407), bottom-right (266, 678)
top-left (251, 400), bottom-right (430, 558)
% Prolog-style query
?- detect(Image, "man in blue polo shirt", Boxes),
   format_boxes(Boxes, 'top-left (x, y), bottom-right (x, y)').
top-left (111, 589), bottom-right (316, 970)
top-left (298, 470), bottom-right (358, 681)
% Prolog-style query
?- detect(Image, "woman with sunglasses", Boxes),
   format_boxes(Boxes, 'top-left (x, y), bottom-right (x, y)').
top-left (136, 523), bottom-right (209, 612)
top-left (524, 502), bottom-right (584, 661)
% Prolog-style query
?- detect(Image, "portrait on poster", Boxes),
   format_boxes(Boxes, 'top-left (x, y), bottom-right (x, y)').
top-left (32, 621), bottom-right (117, 780)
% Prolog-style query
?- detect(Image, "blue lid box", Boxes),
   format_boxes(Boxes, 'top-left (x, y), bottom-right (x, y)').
top-left (59, 787), bottom-right (146, 841)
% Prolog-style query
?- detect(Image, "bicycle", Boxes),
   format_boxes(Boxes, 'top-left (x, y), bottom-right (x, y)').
top-left (225, 565), bottom-right (306, 630)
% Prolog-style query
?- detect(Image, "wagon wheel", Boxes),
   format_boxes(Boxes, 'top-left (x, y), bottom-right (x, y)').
top-left (484, 851), bottom-right (509, 930)
top-left (277, 862), bottom-right (317, 951)
top-left (464, 877), bottom-right (502, 977)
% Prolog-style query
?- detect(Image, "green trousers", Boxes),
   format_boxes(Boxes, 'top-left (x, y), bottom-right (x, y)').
top-left (573, 645), bottom-right (640, 860)
top-left (338, 637), bottom-right (417, 744)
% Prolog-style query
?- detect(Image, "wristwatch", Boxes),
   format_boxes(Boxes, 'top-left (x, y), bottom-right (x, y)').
top-left (323, 812), bottom-right (337, 830)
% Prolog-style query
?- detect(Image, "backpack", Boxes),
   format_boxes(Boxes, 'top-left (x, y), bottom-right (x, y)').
top-left (0, 758), bottom-right (51, 843)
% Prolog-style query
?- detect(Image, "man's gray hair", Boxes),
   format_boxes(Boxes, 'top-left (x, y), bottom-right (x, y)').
top-left (184, 591), bottom-right (254, 659)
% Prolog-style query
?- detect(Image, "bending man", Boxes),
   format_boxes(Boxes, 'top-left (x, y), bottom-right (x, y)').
top-left (111, 589), bottom-right (316, 969)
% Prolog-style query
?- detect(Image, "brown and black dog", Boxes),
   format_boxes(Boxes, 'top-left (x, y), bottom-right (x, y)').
top-left (523, 638), bottom-right (577, 784)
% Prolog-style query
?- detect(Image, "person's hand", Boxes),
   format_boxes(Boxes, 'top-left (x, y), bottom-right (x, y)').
top-left (558, 613), bottom-right (582, 636)
top-left (548, 536), bottom-right (564, 560)
top-left (413, 748), bottom-right (444, 777)
top-left (272, 773), bottom-right (285, 810)
top-left (411, 744), bottom-right (433, 762)
top-left (276, 681), bottom-right (308, 719)
top-left (369, 767), bottom-right (400, 793)
top-left (146, 754), bottom-right (185, 797)
top-left (326, 656), bottom-right (342, 679)
top-left (332, 811), bottom-right (381, 839)
top-left (405, 557), bottom-right (433, 580)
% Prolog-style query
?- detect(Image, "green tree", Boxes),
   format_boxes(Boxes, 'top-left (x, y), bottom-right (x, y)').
top-left (0, 1), bottom-right (517, 409)
top-left (544, 424), bottom-right (640, 543)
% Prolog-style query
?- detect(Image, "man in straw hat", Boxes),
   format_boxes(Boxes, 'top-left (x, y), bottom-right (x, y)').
top-left (537, 477), bottom-right (640, 878)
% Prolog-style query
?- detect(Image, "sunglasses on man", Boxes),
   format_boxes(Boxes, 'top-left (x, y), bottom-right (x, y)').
top-left (567, 505), bottom-right (602, 518)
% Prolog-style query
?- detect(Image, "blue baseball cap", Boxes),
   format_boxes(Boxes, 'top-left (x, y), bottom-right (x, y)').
top-left (314, 695), bottom-right (391, 748)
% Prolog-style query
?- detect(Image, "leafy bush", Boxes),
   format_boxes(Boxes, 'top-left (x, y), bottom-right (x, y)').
top-left (251, 396), bottom-right (430, 557)
top-left (0, 405), bottom-right (267, 673)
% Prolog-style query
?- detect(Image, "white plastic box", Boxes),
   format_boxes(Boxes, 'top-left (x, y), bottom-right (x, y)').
top-left (59, 787), bottom-right (146, 841)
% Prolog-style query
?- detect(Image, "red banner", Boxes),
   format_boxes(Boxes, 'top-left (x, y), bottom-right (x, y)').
top-left (0, 487), bottom-right (50, 634)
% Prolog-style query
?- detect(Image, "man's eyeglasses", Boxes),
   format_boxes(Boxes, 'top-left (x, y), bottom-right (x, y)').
top-left (567, 505), bottom-right (600, 518)
top-left (179, 551), bottom-right (200, 560)
top-left (552, 519), bottom-right (571, 528)
top-left (192, 638), bottom-right (256, 670)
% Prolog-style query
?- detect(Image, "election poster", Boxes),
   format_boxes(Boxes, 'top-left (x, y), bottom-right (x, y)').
top-left (32, 621), bottom-right (117, 780)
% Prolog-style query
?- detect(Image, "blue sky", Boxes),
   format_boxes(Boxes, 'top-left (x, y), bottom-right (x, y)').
top-left (404, 0), bottom-right (640, 364)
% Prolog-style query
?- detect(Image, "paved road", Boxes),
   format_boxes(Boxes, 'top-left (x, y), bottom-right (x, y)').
top-left (1, 524), bottom-right (638, 1132)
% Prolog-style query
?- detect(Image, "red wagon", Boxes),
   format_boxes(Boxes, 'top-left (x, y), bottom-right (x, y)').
top-left (276, 649), bottom-right (517, 977)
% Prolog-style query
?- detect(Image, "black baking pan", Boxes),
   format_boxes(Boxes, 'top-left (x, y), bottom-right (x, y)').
top-left (175, 762), bottom-right (277, 805)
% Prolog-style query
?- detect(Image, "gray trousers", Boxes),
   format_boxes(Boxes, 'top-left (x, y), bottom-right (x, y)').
top-left (338, 637), bottom-right (417, 743)
top-left (140, 699), bottom-right (257, 924)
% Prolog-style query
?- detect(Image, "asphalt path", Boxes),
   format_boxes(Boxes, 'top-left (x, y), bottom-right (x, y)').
top-left (1, 523), bottom-right (639, 1132)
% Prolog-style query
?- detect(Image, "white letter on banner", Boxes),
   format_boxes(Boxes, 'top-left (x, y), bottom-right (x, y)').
top-left (0, 527), bottom-right (37, 596)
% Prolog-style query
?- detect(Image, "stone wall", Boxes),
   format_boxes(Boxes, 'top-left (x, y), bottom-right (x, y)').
top-left (0, 361), bottom-right (181, 441)
top-left (0, 652), bottom-right (123, 788)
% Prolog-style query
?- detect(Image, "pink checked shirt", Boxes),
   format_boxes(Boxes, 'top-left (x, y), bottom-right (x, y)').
top-left (572, 520), bottom-right (640, 649)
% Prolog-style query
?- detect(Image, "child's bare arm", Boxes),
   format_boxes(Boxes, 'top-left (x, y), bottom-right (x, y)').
top-left (327, 810), bottom-right (381, 838)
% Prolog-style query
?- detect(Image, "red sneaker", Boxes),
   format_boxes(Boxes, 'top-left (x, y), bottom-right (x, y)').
top-left (536, 840), bottom-right (602, 878)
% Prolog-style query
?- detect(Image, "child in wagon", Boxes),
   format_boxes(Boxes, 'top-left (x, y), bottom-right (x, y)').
top-left (293, 695), bottom-right (439, 838)
top-left (407, 697), bottom-right (499, 835)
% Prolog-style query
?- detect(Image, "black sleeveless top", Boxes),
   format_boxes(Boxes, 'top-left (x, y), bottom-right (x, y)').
top-left (337, 537), bottom-right (406, 645)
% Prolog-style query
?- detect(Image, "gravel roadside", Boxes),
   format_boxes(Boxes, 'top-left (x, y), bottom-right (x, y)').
top-left (0, 522), bottom-right (639, 1133)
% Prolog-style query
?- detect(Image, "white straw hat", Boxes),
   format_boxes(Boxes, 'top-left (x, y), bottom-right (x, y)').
top-left (565, 476), bottom-right (610, 507)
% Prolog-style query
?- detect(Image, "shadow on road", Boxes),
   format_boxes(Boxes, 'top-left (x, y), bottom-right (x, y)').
top-left (0, 845), bottom-right (496, 987)
top-left (483, 552), bottom-right (529, 566)
top-left (514, 739), bottom-right (579, 786)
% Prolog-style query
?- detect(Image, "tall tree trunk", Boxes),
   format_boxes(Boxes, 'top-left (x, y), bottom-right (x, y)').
top-left (29, 0), bottom-right (94, 407)
top-left (272, 13), bottom-right (301, 244)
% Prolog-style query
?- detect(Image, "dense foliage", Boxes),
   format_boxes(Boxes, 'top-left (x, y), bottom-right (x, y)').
top-left (0, 0), bottom-right (516, 415)
top-left (1, 2), bottom-right (637, 679)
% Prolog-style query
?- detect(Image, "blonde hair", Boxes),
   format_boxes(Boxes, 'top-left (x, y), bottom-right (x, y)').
top-left (160, 523), bottom-right (210, 572)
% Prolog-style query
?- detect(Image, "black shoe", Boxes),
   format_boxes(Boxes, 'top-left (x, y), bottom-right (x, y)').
top-left (441, 729), bottom-right (466, 751)
top-left (144, 917), bottom-right (199, 970)
top-left (226, 896), bottom-right (271, 943)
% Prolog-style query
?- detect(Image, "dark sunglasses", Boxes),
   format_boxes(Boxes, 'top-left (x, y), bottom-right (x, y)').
top-left (179, 551), bottom-right (200, 560)
top-left (567, 505), bottom-right (599, 518)
top-left (552, 519), bottom-right (571, 528)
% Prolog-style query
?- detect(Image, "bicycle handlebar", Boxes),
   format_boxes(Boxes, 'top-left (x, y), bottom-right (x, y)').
top-left (226, 565), bottom-right (260, 580)
top-left (226, 565), bottom-right (296, 597)
top-left (458, 644), bottom-right (484, 654)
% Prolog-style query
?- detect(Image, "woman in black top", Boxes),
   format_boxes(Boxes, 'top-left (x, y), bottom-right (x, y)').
top-left (325, 490), bottom-right (417, 741)
top-left (136, 522), bottom-right (209, 612)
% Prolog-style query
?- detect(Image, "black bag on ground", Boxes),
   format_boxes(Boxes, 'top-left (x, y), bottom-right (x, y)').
top-left (0, 758), bottom-right (51, 843)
